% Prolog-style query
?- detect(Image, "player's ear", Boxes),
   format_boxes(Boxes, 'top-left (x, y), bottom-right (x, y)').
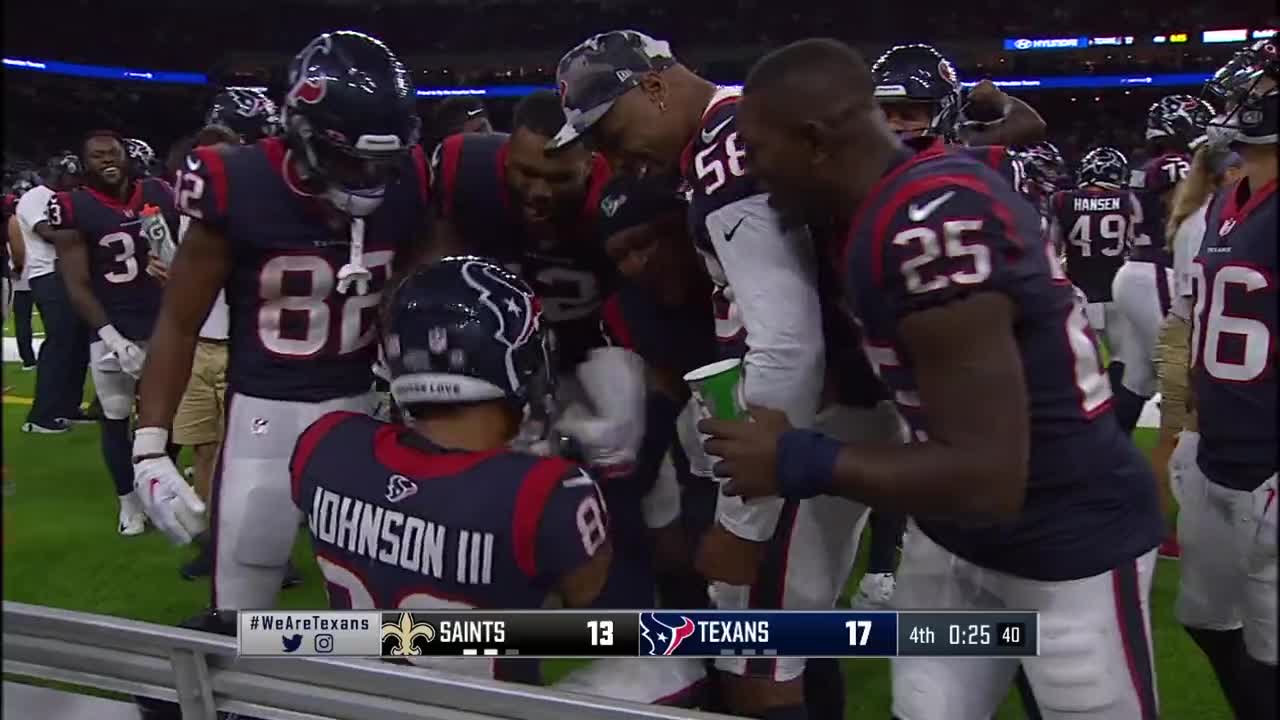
top-left (638, 73), bottom-right (666, 107)
top-left (801, 119), bottom-right (830, 165)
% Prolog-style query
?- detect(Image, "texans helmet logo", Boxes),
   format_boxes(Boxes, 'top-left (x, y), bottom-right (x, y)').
top-left (640, 613), bottom-right (696, 656)
top-left (292, 76), bottom-right (326, 105)
top-left (286, 34), bottom-right (334, 107)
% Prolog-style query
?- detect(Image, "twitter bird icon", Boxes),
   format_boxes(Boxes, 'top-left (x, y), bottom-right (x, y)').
top-left (281, 634), bottom-right (303, 653)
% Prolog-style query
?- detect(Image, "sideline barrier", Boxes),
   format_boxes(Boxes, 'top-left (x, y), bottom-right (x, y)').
top-left (3, 602), bottom-right (738, 720)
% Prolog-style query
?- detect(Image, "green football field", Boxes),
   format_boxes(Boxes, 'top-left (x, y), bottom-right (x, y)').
top-left (0, 358), bottom-right (1232, 718)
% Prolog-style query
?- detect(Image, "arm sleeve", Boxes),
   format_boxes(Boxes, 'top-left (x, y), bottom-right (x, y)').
top-left (704, 193), bottom-right (823, 542)
top-left (45, 192), bottom-right (77, 232)
top-left (875, 181), bottom-right (1029, 322)
top-left (530, 463), bottom-right (611, 581)
top-left (704, 194), bottom-right (825, 427)
top-left (173, 146), bottom-right (231, 230)
top-left (1172, 206), bottom-right (1207, 300)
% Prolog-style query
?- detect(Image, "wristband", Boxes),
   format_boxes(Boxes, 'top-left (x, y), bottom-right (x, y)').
top-left (98, 324), bottom-right (127, 347)
top-left (133, 426), bottom-right (170, 462)
top-left (775, 428), bottom-right (842, 499)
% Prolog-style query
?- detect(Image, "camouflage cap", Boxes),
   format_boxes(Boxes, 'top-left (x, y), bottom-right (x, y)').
top-left (549, 30), bottom-right (676, 150)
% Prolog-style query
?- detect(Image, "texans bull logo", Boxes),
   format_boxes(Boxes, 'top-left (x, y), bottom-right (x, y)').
top-left (640, 613), bottom-right (696, 656)
top-left (286, 34), bottom-right (334, 107)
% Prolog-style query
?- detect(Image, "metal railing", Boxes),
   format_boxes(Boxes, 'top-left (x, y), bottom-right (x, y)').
top-left (3, 602), bottom-right (736, 720)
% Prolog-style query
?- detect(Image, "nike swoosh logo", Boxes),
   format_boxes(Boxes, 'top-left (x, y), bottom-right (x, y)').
top-left (723, 217), bottom-right (745, 242)
top-left (186, 156), bottom-right (202, 172)
top-left (465, 109), bottom-right (484, 117)
top-left (562, 470), bottom-right (594, 488)
top-left (701, 118), bottom-right (732, 144)
top-left (907, 191), bottom-right (955, 222)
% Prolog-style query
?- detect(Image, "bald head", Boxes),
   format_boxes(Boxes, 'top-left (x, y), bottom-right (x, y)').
top-left (737, 38), bottom-right (901, 232)
top-left (745, 38), bottom-right (874, 122)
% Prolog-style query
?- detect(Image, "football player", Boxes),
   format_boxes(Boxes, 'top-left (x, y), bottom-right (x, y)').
top-left (1049, 147), bottom-right (1131, 356)
top-left (5, 174), bottom-right (38, 370)
top-left (1018, 141), bottom-right (1067, 221)
top-left (293, 256), bottom-right (706, 703)
top-left (710, 39), bottom-right (1164, 720)
top-left (595, 172), bottom-right (720, 612)
top-left (130, 32), bottom-right (430, 615)
top-left (20, 153), bottom-right (94, 433)
top-left (431, 88), bottom-right (618, 372)
top-left (1177, 39), bottom-right (1277, 720)
top-left (870, 43), bottom-right (1045, 150)
top-left (1107, 95), bottom-right (1217, 439)
top-left (171, 86), bottom-right (282, 553)
top-left (204, 87), bottom-right (282, 143)
top-left (430, 89), bottom-right (661, 599)
top-left (551, 30), bottom-right (897, 720)
top-left (46, 130), bottom-right (178, 535)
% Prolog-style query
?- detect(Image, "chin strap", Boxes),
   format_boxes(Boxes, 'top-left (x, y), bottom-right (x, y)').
top-left (336, 217), bottom-right (372, 295)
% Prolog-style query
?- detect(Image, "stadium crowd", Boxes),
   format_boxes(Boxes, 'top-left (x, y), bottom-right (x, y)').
top-left (2, 3), bottom-right (1276, 719)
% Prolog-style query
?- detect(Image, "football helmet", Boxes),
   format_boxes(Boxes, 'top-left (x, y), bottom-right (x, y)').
top-left (280, 30), bottom-right (421, 216)
top-left (123, 138), bottom-right (158, 177)
top-left (871, 43), bottom-right (962, 139)
top-left (1077, 147), bottom-right (1128, 189)
top-left (10, 175), bottom-right (35, 198)
top-left (383, 256), bottom-right (556, 418)
top-left (1203, 39), bottom-right (1280, 147)
top-left (1146, 94), bottom-right (1215, 144)
top-left (1018, 141), bottom-right (1065, 198)
top-left (206, 88), bottom-right (281, 143)
top-left (46, 151), bottom-right (82, 183)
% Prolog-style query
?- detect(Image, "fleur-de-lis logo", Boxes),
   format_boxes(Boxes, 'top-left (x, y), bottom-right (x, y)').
top-left (381, 612), bottom-right (435, 656)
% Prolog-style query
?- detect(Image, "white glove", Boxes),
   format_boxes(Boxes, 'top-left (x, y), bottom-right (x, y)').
top-left (554, 348), bottom-right (647, 478)
top-left (132, 427), bottom-right (206, 544)
top-left (99, 324), bottom-right (146, 378)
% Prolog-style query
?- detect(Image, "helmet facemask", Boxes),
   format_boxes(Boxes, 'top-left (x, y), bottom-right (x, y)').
top-left (288, 112), bottom-right (417, 217)
top-left (1204, 41), bottom-right (1280, 149)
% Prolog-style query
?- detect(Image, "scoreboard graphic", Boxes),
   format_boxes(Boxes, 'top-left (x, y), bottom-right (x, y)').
top-left (238, 610), bottom-right (1039, 658)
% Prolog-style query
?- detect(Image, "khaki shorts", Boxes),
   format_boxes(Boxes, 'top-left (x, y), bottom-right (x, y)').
top-left (172, 340), bottom-right (228, 446)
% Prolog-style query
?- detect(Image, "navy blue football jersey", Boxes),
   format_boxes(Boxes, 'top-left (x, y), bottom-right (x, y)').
top-left (1128, 151), bottom-right (1189, 264)
top-left (1050, 188), bottom-right (1132, 302)
top-left (600, 283), bottom-right (718, 380)
top-left (431, 132), bottom-right (617, 370)
top-left (681, 90), bottom-right (762, 358)
top-left (841, 143), bottom-right (1163, 580)
top-left (174, 137), bottom-right (429, 402)
top-left (1191, 178), bottom-right (1277, 491)
top-left (47, 178), bottom-right (175, 340)
top-left (291, 412), bottom-right (613, 683)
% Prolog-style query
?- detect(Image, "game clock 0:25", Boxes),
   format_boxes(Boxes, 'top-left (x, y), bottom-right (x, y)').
top-left (948, 623), bottom-right (990, 646)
